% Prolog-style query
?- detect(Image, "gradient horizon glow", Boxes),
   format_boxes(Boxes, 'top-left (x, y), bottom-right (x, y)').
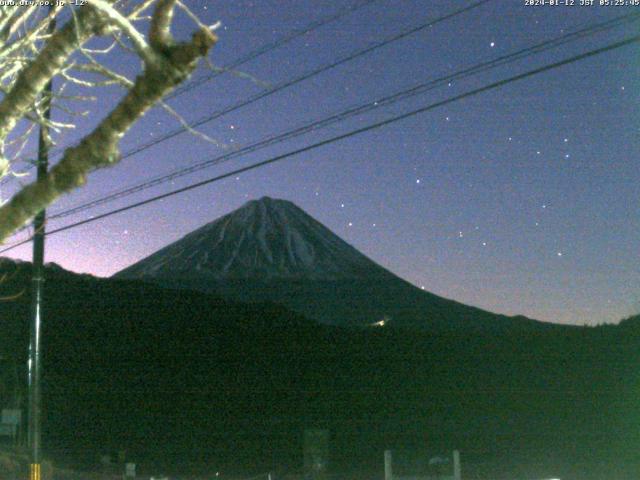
top-left (3, 0), bottom-right (639, 325)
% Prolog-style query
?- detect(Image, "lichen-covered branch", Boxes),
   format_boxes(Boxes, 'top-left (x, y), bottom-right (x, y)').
top-left (0, 16), bottom-right (217, 242)
top-left (0, 6), bottom-right (103, 143)
top-left (87, 0), bottom-right (159, 66)
top-left (149, 0), bottom-right (176, 49)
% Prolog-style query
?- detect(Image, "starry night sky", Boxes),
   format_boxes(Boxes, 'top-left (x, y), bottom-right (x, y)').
top-left (3, 0), bottom-right (639, 325)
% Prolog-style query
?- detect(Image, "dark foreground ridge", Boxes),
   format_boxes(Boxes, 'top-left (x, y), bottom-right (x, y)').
top-left (1, 258), bottom-right (639, 479)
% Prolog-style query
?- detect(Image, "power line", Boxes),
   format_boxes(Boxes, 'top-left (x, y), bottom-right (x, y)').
top-left (166, 0), bottom-right (379, 101)
top-left (42, 11), bottom-right (640, 223)
top-left (1, 0), bottom-right (502, 239)
top-left (0, 0), bottom-right (379, 186)
top-left (2, 33), bottom-right (637, 255)
top-left (2, 0), bottom-right (491, 186)
top-left (2, 0), bottom-right (488, 185)
top-left (95, 0), bottom-right (492, 160)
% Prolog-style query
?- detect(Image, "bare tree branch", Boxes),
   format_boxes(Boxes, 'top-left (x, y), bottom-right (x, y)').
top-left (0, 11), bottom-right (217, 241)
top-left (0, 6), bottom-right (103, 143)
top-left (87, 0), bottom-right (160, 66)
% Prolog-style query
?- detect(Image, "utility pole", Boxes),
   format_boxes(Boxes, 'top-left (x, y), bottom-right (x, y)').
top-left (28, 6), bottom-right (55, 480)
top-left (453, 450), bottom-right (461, 480)
top-left (384, 450), bottom-right (393, 480)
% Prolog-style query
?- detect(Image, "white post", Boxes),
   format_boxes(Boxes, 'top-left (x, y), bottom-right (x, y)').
top-left (453, 450), bottom-right (461, 480)
top-left (384, 450), bottom-right (393, 480)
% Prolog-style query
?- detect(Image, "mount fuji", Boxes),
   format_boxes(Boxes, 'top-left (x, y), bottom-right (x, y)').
top-left (114, 196), bottom-right (550, 332)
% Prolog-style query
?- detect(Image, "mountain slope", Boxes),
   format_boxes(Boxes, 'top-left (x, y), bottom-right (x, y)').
top-left (116, 196), bottom-right (395, 281)
top-left (114, 197), bottom-right (551, 332)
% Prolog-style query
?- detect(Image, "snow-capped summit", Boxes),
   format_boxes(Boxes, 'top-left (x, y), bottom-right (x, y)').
top-left (116, 196), bottom-right (393, 282)
top-left (115, 197), bottom-right (546, 331)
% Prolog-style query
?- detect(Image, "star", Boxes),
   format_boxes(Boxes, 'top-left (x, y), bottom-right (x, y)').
top-left (565, 154), bottom-right (570, 159)
top-left (348, 222), bottom-right (353, 227)
top-left (490, 42), bottom-right (495, 47)
top-left (557, 252), bottom-right (563, 257)
top-left (416, 179), bottom-right (421, 184)
top-left (340, 203), bottom-right (345, 208)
